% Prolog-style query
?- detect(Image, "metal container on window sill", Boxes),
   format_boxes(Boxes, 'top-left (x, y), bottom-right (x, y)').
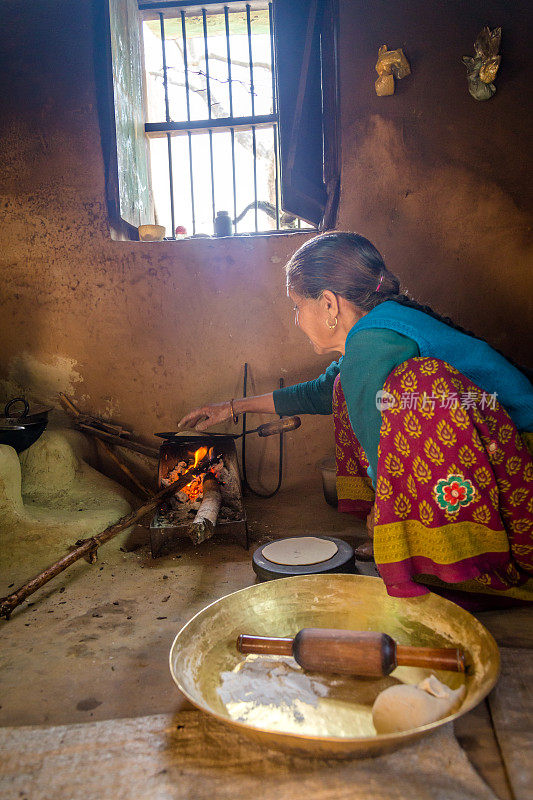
top-left (0, 397), bottom-right (52, 453)
top-left (214, 211), bottom-right (233, 237)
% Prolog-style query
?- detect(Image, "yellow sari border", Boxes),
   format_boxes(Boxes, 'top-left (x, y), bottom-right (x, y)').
top-left (374, 518), bottom-right (510, 565)
top-left (336, 475), bottom-right (375, 502)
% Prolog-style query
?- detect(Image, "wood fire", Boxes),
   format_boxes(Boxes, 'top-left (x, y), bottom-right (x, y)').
top-left (151, 436), bottom-right (248, 556)
top-left (162, 446), bottom-right (214, 503)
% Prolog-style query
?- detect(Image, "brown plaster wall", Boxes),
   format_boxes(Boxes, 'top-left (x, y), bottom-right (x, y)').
top-left (0, 0), bottom-right (531, 494)
top-left (337, 0), bottom-right (532, 363)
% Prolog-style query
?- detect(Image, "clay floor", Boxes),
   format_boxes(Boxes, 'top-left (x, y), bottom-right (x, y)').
top-left (1, 486), bottom-right (532, 799)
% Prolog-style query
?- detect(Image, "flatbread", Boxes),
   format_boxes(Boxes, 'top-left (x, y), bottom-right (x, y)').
top-left (261, 537), bottom-right (338, 566)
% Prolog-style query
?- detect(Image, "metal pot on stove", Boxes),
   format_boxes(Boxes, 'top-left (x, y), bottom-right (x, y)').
top-left (0, 397), bottom-right (52, 453)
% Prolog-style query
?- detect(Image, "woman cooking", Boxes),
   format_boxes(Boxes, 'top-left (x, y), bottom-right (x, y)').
top-left (178, 232), bottom-right (533, 607)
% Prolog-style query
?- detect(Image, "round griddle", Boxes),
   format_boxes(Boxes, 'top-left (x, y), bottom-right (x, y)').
top-left (252, 536), bottom-right (356, 581)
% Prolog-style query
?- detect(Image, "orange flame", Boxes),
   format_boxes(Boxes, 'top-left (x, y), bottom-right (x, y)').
top-left (163, 446), bottom-right (213, 502)
top-left (192, 446), bottom-right (208, 469)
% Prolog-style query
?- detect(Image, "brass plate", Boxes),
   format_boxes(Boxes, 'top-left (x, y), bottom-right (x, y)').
top-left (169, 575), bottom-right (500, 758)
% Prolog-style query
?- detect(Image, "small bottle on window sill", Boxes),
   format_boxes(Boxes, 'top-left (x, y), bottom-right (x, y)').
top-left (214, 210), bottom-right (233, 237)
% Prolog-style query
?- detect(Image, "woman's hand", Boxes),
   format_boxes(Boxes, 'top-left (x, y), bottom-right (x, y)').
top-left (178, 392), bottom-right (276, 432)
top-left (178, 401), bottom-right (232, 432)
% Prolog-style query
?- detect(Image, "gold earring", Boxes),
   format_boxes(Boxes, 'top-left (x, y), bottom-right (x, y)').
top-left (326, 316), bottom-right (338, 330)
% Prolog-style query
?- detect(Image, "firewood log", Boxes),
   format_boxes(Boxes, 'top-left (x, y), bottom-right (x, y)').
top-left (188, 475), bottom-right (222, 545)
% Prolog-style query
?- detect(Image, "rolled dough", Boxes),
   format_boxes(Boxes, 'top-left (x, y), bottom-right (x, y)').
top-left (261, 537), bottom-right (338, 566)
top-left (372, 674), bottom-right (466, 734)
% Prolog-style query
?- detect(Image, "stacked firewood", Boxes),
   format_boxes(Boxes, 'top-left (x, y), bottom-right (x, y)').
top-left (59, 393), bottom-right (156, 498)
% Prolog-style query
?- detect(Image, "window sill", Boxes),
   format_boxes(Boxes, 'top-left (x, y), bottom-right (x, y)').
top-left (111, 227), bottom-right (315, 243)
top-left (166, 229), bottom-right (315, 241)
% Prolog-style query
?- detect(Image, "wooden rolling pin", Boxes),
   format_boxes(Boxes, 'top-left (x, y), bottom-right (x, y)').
top-left (237, 629), bottom-right (466, 677)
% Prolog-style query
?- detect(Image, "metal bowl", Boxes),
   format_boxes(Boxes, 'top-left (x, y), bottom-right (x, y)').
top-left (0, 420), bottom-right (48, 453)
top-left (0, 397), bottom-right (50, 453)
top-left (169, 574), bottom-right (499, 758)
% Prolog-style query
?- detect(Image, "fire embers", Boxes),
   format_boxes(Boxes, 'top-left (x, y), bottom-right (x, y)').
top-left (151, 436), bottom-right (247, 556)
top-left (164, 462), bottom-right (205, 506)
top-left (163, 449), bottom-right (219, 505)
top-left (162, 446), bottom-right (212, 502)
top-left (160, 446), bottom-right (241, 545)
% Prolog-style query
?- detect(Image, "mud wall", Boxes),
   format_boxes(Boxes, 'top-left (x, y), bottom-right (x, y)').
top-left (0, 0), bottom-right (530, 495)
top-left (337, 0), bottom-right (532, 363)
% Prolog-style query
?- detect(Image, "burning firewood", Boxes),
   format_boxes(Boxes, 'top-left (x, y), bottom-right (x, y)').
top-left (150, 440), bottom-right (248, 557)
top-left (158, 445), bottom-right (224, 544)
top-left (187, 474), bottom-right (222, 545)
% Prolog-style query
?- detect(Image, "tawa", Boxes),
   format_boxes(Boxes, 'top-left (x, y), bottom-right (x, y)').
top-left (253, 536), bottom-right (356, 580)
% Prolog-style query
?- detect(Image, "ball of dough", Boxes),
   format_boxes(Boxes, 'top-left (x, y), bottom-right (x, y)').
top-left (372, 674), bottom-right (466, 734)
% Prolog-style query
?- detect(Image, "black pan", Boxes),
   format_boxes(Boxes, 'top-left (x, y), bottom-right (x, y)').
top-left (155, 416), bottom-right (301, 441)
top-left (0, 397), bottom-right (52, 453)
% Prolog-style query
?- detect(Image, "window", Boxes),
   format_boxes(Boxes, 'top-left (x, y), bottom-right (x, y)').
top-left (141, 1), bottom-right (304, 236)
top-left (94, 0), bottom-right (340, 239)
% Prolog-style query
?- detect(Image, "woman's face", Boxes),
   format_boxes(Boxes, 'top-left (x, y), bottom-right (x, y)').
top-left (289, 289), bottom-right (339, 355)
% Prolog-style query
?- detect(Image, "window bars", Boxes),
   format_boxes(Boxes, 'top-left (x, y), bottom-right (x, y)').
top-left (140, 1), bottom-right (300, 238)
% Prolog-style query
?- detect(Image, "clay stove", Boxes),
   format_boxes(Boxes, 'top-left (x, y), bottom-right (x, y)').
top-left (150, 434), bottom-right (248, 557)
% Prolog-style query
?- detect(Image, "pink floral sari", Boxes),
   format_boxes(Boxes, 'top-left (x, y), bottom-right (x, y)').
top-left (333, 357), bottom-right (533, 606)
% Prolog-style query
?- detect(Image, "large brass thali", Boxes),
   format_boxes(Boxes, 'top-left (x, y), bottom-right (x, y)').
top-left (169, 575), bottom-right (499, 758)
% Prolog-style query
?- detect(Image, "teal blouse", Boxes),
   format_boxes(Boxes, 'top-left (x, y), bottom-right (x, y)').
top-left (274, 301), bottom-right (533, 486)
top-left (273, 329), bottom-right (419, 483)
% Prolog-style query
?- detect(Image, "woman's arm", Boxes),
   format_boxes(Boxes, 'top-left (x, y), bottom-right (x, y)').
top-left (178, 393), bottom-right (275, 431)
top-left (273, 361), bottom-right (340, 416)
top-left (178, 360), bottom-right (341, 431)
